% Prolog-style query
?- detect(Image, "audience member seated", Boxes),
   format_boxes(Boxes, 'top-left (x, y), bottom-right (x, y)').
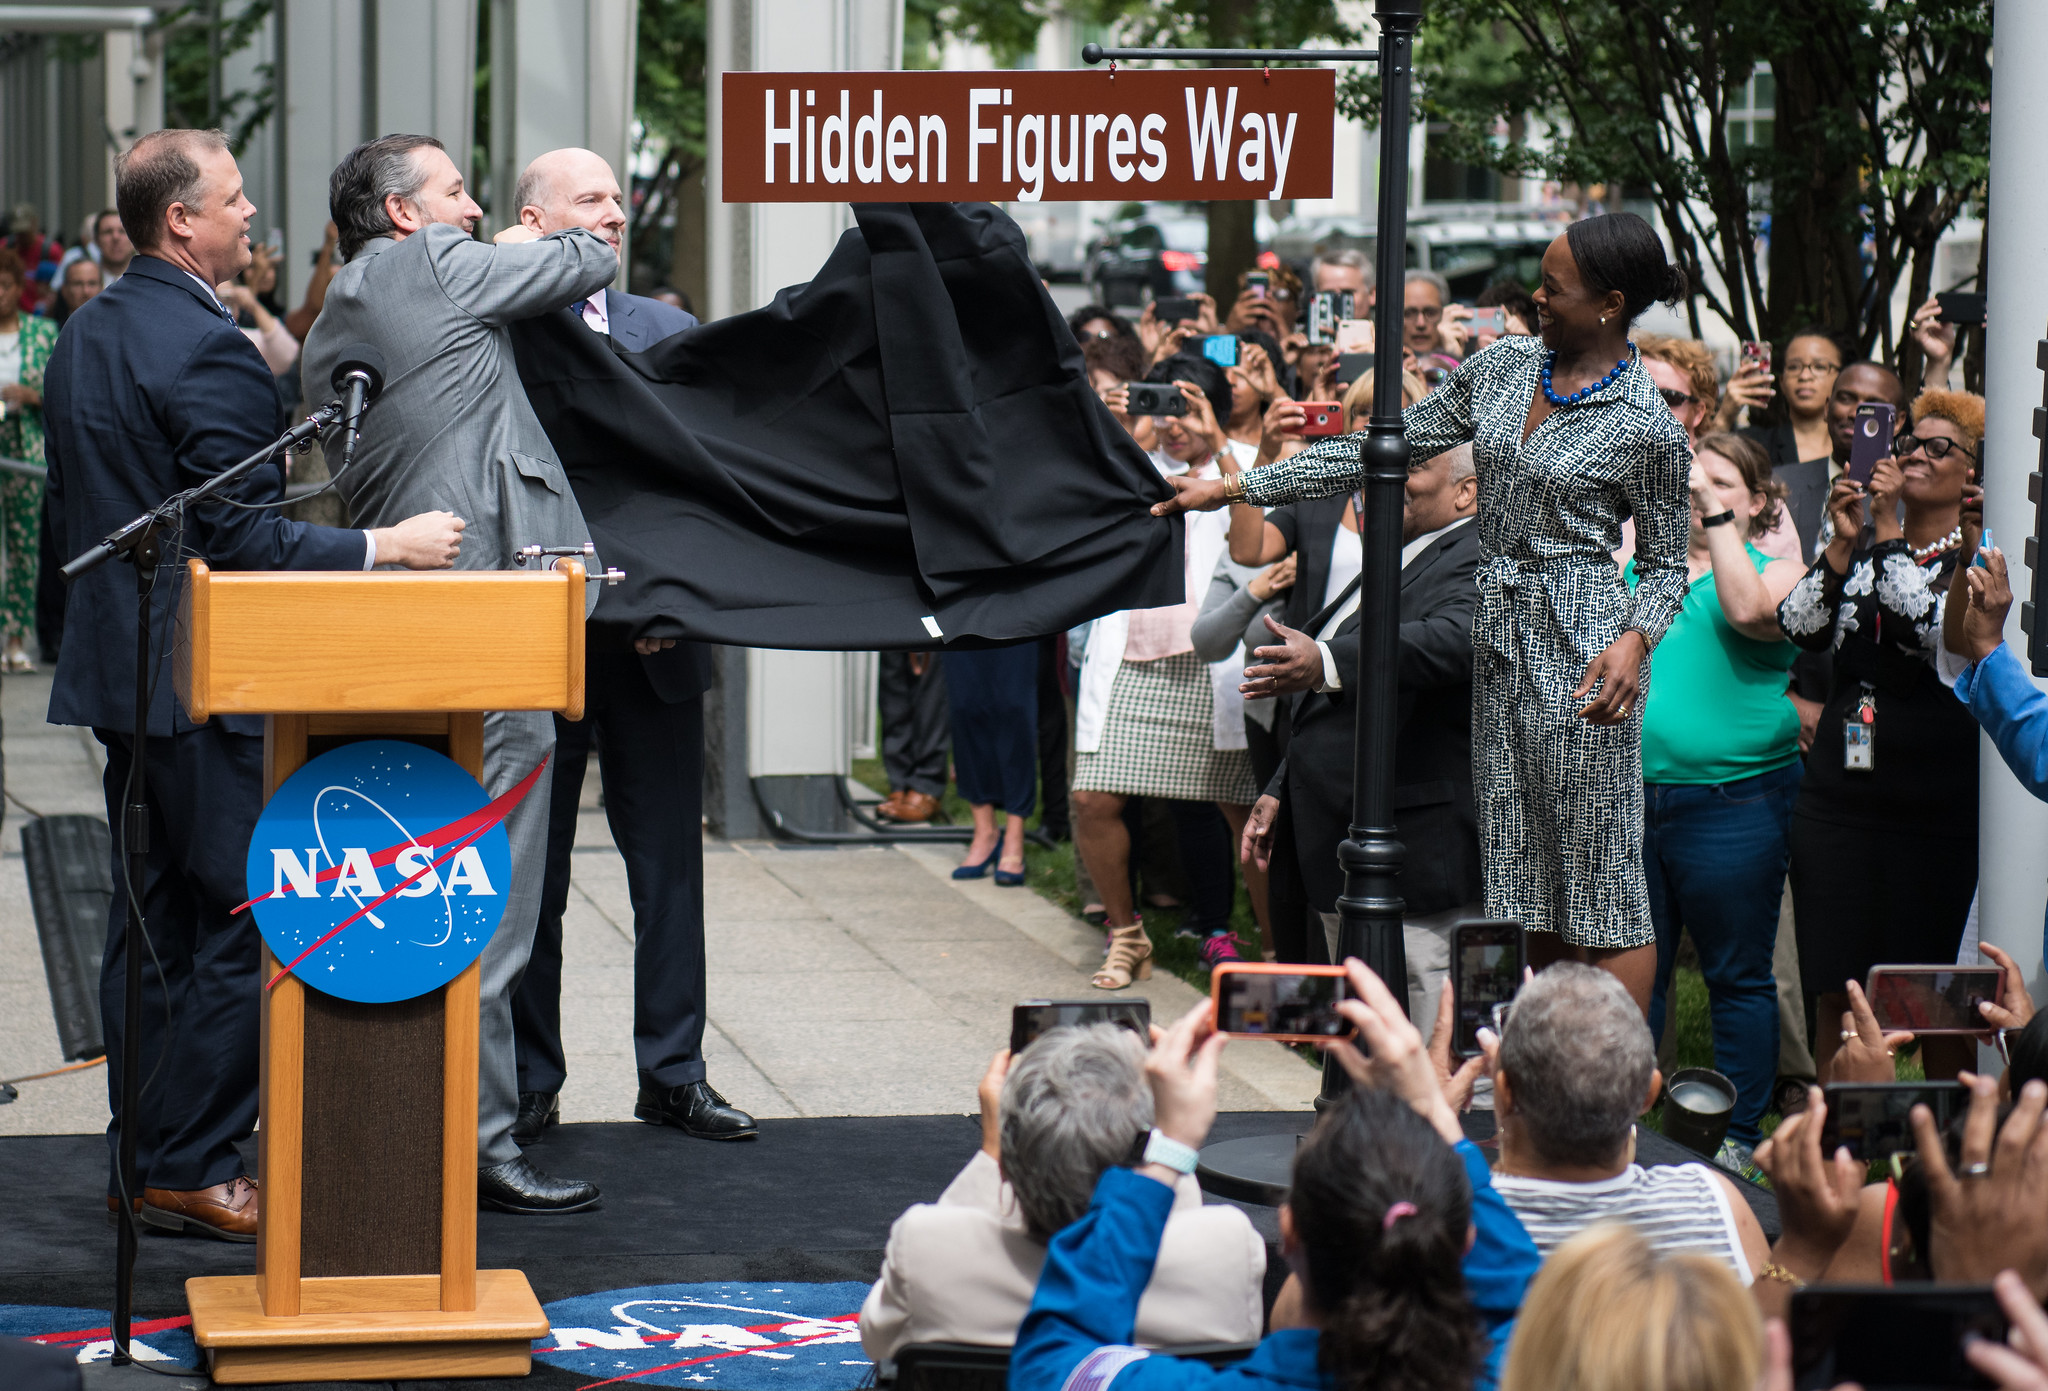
top-left (1486, 964), bottom-right (1769, 1276)
top-left (1009, 977), bottom-right (1540, 1391)
top-left (1499, 1223), bottom-right (1761, 1391)
top-left (858, 1025), bottom-right (1263, 1361)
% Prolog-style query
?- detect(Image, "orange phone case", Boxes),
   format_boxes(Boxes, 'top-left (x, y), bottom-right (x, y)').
top-left (1209, 962), bottom-right (1352, 1043)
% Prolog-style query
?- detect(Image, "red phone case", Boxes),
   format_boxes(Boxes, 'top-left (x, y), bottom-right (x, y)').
top-left (1297, 402), bottom-right (1345, 437)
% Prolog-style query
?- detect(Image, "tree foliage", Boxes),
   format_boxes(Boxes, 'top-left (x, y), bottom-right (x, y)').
top-left (1341, 0), bottom-right (1990, 372)
top-left (162, 0), bottom-right (277, 154)
top-left (629, 0), bottom-right (708, 284)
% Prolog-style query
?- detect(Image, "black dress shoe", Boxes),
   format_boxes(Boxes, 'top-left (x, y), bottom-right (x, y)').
top-left (510, 1090), bottom-right (559, 1145)
top-left (635, 1080), bottom-right (758, 1140)
top-left (477, 1155), bottom-right (600, 1214)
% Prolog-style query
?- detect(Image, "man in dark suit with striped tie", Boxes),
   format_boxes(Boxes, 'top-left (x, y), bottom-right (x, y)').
top-left (504, 148), bottom-right (757, 1149)
top-left (42, 128), bottom-right (463, 1239)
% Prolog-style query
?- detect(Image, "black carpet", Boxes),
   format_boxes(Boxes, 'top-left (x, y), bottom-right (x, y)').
top-left (0, 1110), bottom-right (1776, 1389)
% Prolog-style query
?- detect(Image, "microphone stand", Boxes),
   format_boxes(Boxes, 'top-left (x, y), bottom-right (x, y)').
top-left (62, 402), bottom-right (342, 1381)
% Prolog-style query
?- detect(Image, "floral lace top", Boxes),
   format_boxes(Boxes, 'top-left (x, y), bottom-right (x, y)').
top-left (1775, 518), bottom-right (1959, 671)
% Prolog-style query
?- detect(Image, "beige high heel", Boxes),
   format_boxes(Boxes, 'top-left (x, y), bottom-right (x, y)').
top-left (1092, 924), bottom-right (1153, 990)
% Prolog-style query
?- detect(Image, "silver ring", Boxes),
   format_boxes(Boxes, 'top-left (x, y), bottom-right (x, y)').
top-left (1962, 1162), bottom-right (1992, 1179)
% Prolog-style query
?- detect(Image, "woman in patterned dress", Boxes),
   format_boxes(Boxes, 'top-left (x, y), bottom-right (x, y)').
top-left (0, 247), bottom-right (58, 670)
top-left (1154, 214), bottom-right (1693, 1011)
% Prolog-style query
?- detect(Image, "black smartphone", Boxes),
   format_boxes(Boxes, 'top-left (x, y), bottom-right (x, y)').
top-left (1211, 964), bottom-right (1351, 1042)
top-left (1010, 999), bottom-right (1152, 1057)
top-left (1334, 351), bottom-right (1375, 389)
top-left (1847, 401), bottom-right (1896, 485)
top-left (1866, 966), bottom-right (2004, 1034)
top-left (1201, 334), bottom-right (1240, 368)
top-left (1452, 920), bottom-right (1524, 1058)
top-left (1308, 290), bottom-right (1355, 346)
top-left (1123, 381), bottom-right (1189, 418)
top-left (1791, 1285), bottom-right (2005, 1390)
top-left (1820, 1082), bottom-right (1967, 1160)
top-left (1154, 296), bottom-right (1200, 325)
top-left (1937, 291), bottom-right (1987, 327)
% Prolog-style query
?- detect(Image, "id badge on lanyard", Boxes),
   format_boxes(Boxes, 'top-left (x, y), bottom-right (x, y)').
top-left (1845, 683), bottom-right (1876, 772)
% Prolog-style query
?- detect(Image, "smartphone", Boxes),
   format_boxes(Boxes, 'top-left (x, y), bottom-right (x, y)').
top-left (1937, 291), bottom-right (1987, 327)
top-left (1335, 352), bottom-right (1375, 390)
top-left (1847, 401), bottom-right (1897, 485)
top-left (1741, 339), bottom-right (1773, 376)
top-left (1244, 270), bottom-right (1271, 299)
top-left (1308, 290), bottom-right (1355, 346)
top-left (1201, 334), bottom-right (1240, 368)
top-left (1866, 966), bottom-right (2003, 1034)
top-left (1820, 1082), bottom-right (1967, 1160)
top-left (1294, 402), bottom-right (1346, 437)
top-left (1334, 318), bottom-right (1374, 354)
top-left (1212, 963), bottom-right (1352, 1042)
top-left (1975, 528), bottom-right (1996, 567)
top-left (1791, 1285), bottom-right (2005, 1391)
top-left (1154, 296), bottom-right (1200, 325)
top-left (1010, 999), bottom-right (1152, 1057)
top-left (1467, 307), bottom-right (1507, 336)
top-left (1452, 920), bottom-right (1524, 1058)
top-left (1124, 381), bottom-right (1189, 418)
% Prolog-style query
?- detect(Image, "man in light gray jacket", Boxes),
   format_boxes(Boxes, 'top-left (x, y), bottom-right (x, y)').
top-left (303, 132), bottom-right (618, 1214)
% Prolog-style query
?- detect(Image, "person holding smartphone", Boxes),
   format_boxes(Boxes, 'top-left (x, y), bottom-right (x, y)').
top-left (1630, 432), bottom-right (1806, 1170)
top-left (1777, 390), bottom-right (1984, 1080)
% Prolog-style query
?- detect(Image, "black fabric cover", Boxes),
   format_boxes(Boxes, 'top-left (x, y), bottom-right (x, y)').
top-left (510, 201), bottom-right (1180, 651)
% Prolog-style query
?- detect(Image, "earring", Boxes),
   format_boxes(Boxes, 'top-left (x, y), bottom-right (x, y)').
top-left (1600, 314), bottom-right (1608, 323)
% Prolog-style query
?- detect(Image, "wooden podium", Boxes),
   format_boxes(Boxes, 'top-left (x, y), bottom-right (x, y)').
top-left (174, 560), bottom-right (587, 1383)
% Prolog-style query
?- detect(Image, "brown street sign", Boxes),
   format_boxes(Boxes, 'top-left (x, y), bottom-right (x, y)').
top-left (721, 68), bottom-right (1335, 204)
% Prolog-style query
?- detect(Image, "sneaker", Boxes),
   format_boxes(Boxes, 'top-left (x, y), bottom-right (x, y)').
top-left (1712, 1138), bottom-right (1758, 1180)
top-left (1198, 932), bottom-right (1243, 970)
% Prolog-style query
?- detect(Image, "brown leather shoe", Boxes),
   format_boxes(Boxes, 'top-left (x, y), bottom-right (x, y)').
top-left (104, 1195), bottom-right (140, 1226)
top-left (141, 1175), bottom-right (258, 1242)
top-left (876, 789), bottom-right (940, 823)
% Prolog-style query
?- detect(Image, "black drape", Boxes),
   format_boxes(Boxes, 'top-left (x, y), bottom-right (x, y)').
top-left (510, 202), bottom-right (1181, 651)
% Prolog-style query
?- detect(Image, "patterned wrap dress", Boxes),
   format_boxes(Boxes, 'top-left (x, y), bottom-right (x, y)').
top-left (0, 312), bottom-right (57, 642)
top-left (1239, 335), bottom-right (1693, 948)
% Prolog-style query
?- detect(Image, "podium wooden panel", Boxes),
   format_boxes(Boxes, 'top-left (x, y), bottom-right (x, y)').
top-left (175, 561), bottom-right (584, 1382)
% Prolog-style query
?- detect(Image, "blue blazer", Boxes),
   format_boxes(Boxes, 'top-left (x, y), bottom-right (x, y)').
top-left (593, 288), bottom-right (712, 702)
top-left (43, 254), bottom-right (369, 737)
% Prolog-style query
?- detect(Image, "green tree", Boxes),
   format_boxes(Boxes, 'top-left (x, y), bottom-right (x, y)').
top-left (1344, 0), bottom-right (1990, 387)
top-left (162, 0), bottom-right (277, 154)
top-left (630, 0), bottom-right (708, 297)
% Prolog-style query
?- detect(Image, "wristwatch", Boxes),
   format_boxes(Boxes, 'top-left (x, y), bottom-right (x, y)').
top-left (1142, 1128), bottom-right (1200, 1175)
top-left (1701, 509), bottom-right (1737, 528)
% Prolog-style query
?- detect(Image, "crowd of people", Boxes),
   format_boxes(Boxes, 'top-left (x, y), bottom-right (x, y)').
top-left (858, 958), bottom-right (2048, 1391)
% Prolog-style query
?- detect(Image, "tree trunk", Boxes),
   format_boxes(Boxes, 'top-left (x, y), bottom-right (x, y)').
top-left (1204, 0), bottom-right (1257, 306)
top-left (1764, 41), bottom-right (1863, 345)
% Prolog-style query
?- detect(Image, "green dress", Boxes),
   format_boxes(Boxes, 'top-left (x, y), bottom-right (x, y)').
top-left (0, 312), bottom-right (57, 642)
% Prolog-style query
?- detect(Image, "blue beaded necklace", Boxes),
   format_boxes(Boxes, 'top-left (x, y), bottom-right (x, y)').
top-left (1542, 349), bottom-right (1632, 407)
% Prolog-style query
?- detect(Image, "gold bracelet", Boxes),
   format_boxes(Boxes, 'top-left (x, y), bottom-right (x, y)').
top-left (1756, 1262), bottom-right (1807, 1289)
top-left (1223, 472), bottom-right (1248, 502)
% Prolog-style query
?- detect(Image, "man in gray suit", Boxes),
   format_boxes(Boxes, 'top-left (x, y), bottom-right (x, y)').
top-left (302, 133), bottom-right (618, 1214)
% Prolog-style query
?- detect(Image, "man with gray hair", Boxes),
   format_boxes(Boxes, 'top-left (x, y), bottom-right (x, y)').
top-left (1310, 247), bottom-right (1373, 308)
top-left (1489, 963), bottom-right (1767, 1275)
top-left (859, 1026), bottom-right (1262, 1359)
top-left (303, 132), bottom-right (618, 1215)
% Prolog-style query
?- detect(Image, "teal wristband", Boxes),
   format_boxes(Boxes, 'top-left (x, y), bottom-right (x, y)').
top-left (1143, 1128), bottom-right (1200, 1175)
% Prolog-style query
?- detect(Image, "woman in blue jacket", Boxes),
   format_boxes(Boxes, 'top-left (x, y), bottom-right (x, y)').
top-left (1009, 970), bottom-right (1540, 1391)
top-left (1950, 546), bottom-right (2048, 798)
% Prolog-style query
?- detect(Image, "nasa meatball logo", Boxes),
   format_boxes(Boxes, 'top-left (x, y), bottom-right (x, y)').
top-left (241, 740), bottom-right (541, 1002)
top-left (534, 1283), bottom-right (871, 1389)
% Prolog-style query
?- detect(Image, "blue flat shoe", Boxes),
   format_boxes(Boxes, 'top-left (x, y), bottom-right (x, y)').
top-left (952, 846), bottom-right (1000, 880)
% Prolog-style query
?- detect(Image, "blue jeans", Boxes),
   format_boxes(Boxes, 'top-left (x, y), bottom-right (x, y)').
top-left (1644, 760), bottom-right (1802, 1147)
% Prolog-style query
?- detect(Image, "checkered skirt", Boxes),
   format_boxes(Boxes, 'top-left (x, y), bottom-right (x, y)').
top-left (1073, 652), bottom-right (1256, 802)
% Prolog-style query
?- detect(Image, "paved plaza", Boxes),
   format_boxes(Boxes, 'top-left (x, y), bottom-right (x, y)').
top-left (0, 668), bottom-right (1318, 1140)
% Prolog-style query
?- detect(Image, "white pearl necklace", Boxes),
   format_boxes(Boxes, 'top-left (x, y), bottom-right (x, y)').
top-left (1910, 525), bottom-right (1963, 566)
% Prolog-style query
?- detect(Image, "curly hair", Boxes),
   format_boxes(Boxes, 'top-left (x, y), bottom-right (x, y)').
top-left (1636, 333), bottom-right (1720, 422)
top-left (1293, 1088), bottom-right (1481, 1391)
top-left (1911, 388), bottom-right (1985, 450)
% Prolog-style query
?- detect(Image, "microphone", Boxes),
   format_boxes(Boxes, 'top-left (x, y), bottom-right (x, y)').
top-left (326, 343), bottom-right (387, 479)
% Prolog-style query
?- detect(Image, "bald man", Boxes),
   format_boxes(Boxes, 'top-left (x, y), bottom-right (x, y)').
top-left (502, 150), bottom-right (756, 1150)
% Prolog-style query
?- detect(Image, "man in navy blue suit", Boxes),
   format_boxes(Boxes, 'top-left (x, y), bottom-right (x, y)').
top-left (43, 128), bottom-right (464, 1240)
top-left (501, 149), bottom-right (756, 1146)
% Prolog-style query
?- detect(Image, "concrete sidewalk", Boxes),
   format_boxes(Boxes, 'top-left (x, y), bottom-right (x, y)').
top-left (1, 668), bottom-right (1318, 1141)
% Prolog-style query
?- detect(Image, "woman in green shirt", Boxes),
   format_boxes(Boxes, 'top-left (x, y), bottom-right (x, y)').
top-left (1625, 431), bottom-right (1805, 1163)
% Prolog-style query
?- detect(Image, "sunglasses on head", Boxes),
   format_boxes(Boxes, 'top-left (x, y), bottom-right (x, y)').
top-left (1658, 387), bottom-right (1700, 409)
top-left (1894, 432), bottom-right (1977, 461)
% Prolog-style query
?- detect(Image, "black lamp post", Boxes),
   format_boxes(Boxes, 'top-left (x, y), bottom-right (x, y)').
top-left (1087, 0), bottom-right (1425, 1197)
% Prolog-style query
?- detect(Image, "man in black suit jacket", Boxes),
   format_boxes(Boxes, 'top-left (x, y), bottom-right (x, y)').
top-left (505, 149), bottom-right (755, 1146)
top-left (43, 129), bottom-right (461, 1239)
top-left (1240, 443), bottom-right (1481, 1026)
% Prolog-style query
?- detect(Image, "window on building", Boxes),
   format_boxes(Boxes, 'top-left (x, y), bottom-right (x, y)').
top-left (1422, 123), bottom-right (1500, 204)
top-left (1728, 65), bottom-right (1774, 152)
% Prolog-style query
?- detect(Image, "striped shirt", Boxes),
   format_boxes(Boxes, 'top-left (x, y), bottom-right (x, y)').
top-left (1492, 1163), bottom-right (1753, 1283)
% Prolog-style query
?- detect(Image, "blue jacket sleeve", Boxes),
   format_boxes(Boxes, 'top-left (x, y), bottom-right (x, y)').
top-left (1456, 1138), bottom-right (1540, 1391)
top-left (1957, 643), bottom-right (2048, 800)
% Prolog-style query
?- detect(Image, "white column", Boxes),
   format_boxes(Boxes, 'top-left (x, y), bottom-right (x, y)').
top-left (1979, 0), bottom-right (2048, 998)
top-left (277, 0), bottom-right (370, 306)
top-left (374, 0), bottom-right (479, 176)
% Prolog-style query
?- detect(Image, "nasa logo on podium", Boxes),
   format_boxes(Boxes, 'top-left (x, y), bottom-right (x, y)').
top-left (241, 739), bottom-right (535, 1002)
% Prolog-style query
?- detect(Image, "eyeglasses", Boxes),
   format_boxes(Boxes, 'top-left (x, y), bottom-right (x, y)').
top-left (1894, 432), bottom-right (1978, 462)
top-left (1403, 305), bottom-right (1443, 322)
top-left (1658, 387), bottom-right (1700, 409)
top-left (1782, 360), bottom-right (1840, 378)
